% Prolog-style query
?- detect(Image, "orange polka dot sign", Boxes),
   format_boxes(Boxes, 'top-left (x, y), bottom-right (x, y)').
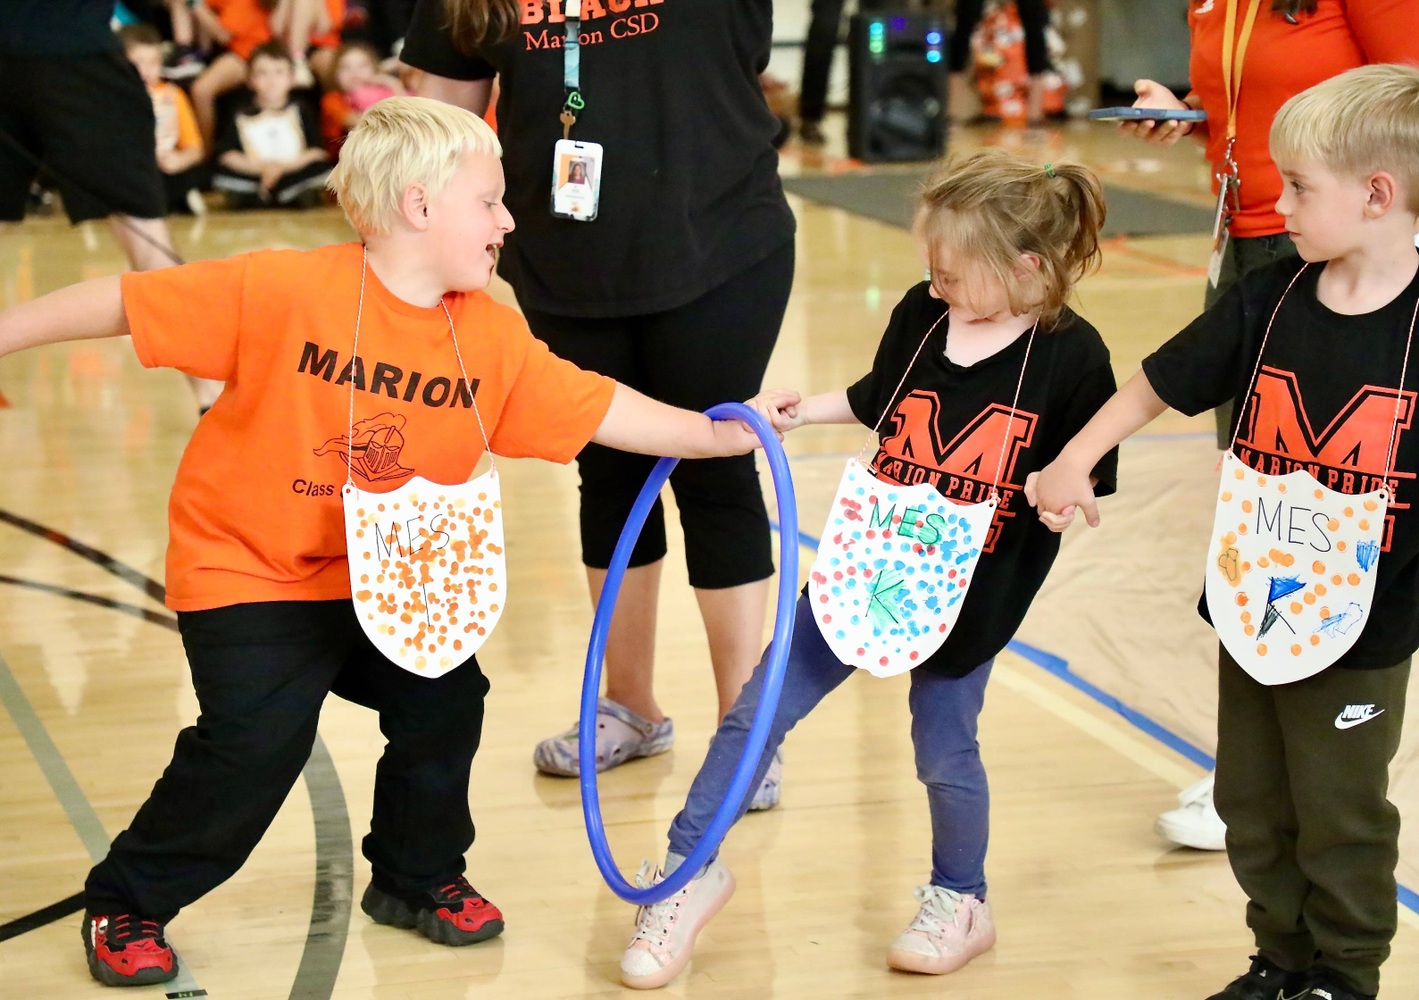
top-left (343, 470), bottom-right (506, 677)
top-left (1205, 452), bottom-right (1386, 685)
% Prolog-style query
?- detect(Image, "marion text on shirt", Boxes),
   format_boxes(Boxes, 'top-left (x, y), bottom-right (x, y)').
top-left (1205, 264), bottom-right (1419, 684)
top-left (342, 249), bottom-right (506, 676)
top-left (810, 309), bottom-right (1040, 677)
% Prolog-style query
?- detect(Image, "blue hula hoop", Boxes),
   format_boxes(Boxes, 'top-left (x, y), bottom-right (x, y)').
top-left (579, 402), bottom-right (799, 905)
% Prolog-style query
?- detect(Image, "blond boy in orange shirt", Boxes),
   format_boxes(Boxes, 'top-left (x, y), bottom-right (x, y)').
top-left (0, 96), bottom-right (790, 988)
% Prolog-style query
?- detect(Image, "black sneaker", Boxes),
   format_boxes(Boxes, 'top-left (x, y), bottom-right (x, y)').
top-left (1292, 968), bottom-right (1376, 1000)
top-left (1205, 955), bottom-right (1308, 1000)
top-left (80, 912), bottom-right (178, 987)
top-left (361, 876), bottom-right (504, 946)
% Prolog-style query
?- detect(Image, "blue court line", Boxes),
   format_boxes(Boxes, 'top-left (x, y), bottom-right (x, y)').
top-left (769, 519), bottom-right (1419, 917)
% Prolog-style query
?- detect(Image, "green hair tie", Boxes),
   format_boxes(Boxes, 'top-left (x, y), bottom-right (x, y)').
top-left (1044, 163), bottom-right (1056, 178)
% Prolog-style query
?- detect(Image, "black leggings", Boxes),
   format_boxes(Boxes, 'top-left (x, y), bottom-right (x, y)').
top-left (523, 241), bottom-right (794, 590)
top-left (949, 0), bottom-right (1053, 76)
top-left (85, 600), bottom-right (491, 922)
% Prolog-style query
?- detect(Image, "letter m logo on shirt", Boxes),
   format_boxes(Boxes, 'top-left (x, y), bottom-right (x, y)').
top-left (1243, 366), bottom-right (1415, 474)
top-left (878, 390), bottom-right (1038, 489)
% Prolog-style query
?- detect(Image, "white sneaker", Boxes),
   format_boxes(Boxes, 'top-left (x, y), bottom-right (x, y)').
top-left (291, 57), bottom-right (315, 89)
top-left (619, 859), bottom-right (735, 989)
top-left (746, 749), bottom-right (783, 812)
top-left (887, 885), bottom-right (996, 975)
top-left (1155, 772), bottom-right (1227, 851)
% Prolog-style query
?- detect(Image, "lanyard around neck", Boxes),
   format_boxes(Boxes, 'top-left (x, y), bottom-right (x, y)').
top-left (1230, 263), bottom-right (1419, 487)
top-left (1220, 0), bottom-right (1263, 143)
top-left (559, 0), bottom-right (585, 139)
top-left (861, 305), bottom-right (1039, 502)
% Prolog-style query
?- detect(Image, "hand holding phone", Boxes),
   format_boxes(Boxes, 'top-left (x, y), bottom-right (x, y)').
top-left (1109, 79), bottom-right (1206, 146)
top-left (1087, 107), bottom-right (1208, 122)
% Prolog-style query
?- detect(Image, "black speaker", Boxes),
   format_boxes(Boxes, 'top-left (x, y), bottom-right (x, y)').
top-left (847, 10), bottom-right (948, 163)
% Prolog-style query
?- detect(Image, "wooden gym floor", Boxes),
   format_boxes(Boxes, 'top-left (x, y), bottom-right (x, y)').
top-left (1, 120), bottom-right (1417, 999)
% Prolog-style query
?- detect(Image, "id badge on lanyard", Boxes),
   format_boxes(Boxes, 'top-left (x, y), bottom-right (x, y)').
top-left (1208, 151), bottom-right (1240, 289)
top-left (1208, 0), bottom-right (1263, 289)
top-left (341, 249), bottom-right (508, 677)
top-left (1202, 265), bottom-right (1419, 684)
top-left (809, 307), bottom-right (1039, 676)
top-left (552, 0), bottom-right (603, 222)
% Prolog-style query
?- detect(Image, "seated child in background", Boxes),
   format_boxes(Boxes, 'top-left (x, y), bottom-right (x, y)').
top-left (212, 42), bottom-right (331, 209)
top-left (119, 24), bottom-right (209, 216)
top-left (0, 95), bottom-right (777, 989)
top-left (190, 0), bottom-right (344, 146)
top-left (321, 41), bottom-right (403, 155)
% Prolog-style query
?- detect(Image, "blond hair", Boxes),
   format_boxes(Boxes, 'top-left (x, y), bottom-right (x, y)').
top-left (915, 148), bottom-right (1105, 328)
top-left (1271, 63), bottom-right (1419, 213)
top-left (328, 96), bottom-right (502, 236)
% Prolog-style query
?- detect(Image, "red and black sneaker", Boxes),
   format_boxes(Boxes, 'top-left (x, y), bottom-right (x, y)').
top-left (361, 876), bottom-right (504, 946)
top-left (81, 912), bottom-right (178, 987)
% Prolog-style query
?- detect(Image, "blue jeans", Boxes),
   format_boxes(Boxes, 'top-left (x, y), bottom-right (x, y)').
top-left (667, 595), bottom-right (994, 896)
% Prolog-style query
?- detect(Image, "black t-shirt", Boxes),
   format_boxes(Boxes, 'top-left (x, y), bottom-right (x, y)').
top-left (843, 283), bottom-right (1120, 676)
top-left (401, 0), bottom-right (795, 318)
top-left (1144, 257), bottom-right (1419, 669)
top-left (214, 99), bottom-right (322, 165)
top-left (0, 0), bottom-right (126, 55)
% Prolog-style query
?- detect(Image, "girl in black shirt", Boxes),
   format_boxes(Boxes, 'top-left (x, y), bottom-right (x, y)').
top-left (615, 149), bottom-right (1119, 990)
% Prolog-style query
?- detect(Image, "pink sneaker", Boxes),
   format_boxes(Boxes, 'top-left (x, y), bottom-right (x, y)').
top-left (887, 885), bottom-right (996, 975)
top-left (619, 859), bottom-right (735, 989)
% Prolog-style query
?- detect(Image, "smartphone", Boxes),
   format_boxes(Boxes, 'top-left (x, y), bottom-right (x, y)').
top-left (1087, 107), bottom-right (1208, 122)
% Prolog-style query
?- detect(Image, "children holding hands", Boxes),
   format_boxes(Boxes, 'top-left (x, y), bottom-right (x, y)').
top-left (611, 147), bottom-right (1119, 989)
top-left (0, 96), bottom-right (773, 988)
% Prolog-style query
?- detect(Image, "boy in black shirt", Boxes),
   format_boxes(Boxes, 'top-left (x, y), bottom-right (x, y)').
top-left (211, 42), bottom-right (331, 210)
top-left (611, 149), bottom-right (1119, 990)
top-left (1029, 64), bottom-right (1419, 1000)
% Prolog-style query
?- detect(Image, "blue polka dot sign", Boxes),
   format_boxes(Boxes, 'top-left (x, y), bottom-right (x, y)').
top-left (809, 459), bottom-right (993, 677)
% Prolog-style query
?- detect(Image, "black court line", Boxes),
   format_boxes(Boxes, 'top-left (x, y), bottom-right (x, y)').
top-left (0, 892), bottom-right (85, 944)
top-left (0, 509), bottom-right (166, 604)
top-left (0, 507), bottom-right (352, 1000)
top-left (0, 575), bottom-right (179, 629)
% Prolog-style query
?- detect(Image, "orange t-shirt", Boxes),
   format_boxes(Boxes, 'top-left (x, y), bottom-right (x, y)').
top-left (1188, 0), bottom-right (1419, 238)
top-left (121, 242), bottom-right (615, 612)
top-left (209, 0), bottom-right (345, 60)
top-left (150, 81), bottom-right (203, 156)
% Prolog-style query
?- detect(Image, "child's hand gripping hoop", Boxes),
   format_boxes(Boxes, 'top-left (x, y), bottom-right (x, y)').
top-left (579, 402), bottom-right (799, 904)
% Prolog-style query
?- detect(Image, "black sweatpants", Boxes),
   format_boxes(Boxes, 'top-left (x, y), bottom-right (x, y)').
top-left (522, 240), bottom-right (794, 590)
top-left (84, 600), bottom-right (491, 924)
top-left (1215, 645), bottom-right (1409, 996)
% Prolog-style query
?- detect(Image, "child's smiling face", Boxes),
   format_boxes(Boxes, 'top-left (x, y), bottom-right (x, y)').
top-left (336, 49), bottom-right (377, 93)
top-left (424, 151), bottom-right (515, 292)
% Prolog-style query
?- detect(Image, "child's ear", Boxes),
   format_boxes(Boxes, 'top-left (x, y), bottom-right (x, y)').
top-left (399, 182), bottom-right (431, 231)
top-left (1364, 170), bottom-right (1398, 217)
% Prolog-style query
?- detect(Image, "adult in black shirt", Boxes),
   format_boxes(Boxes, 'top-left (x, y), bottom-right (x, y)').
top-left (402, 0), bottom-right (796, 795)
